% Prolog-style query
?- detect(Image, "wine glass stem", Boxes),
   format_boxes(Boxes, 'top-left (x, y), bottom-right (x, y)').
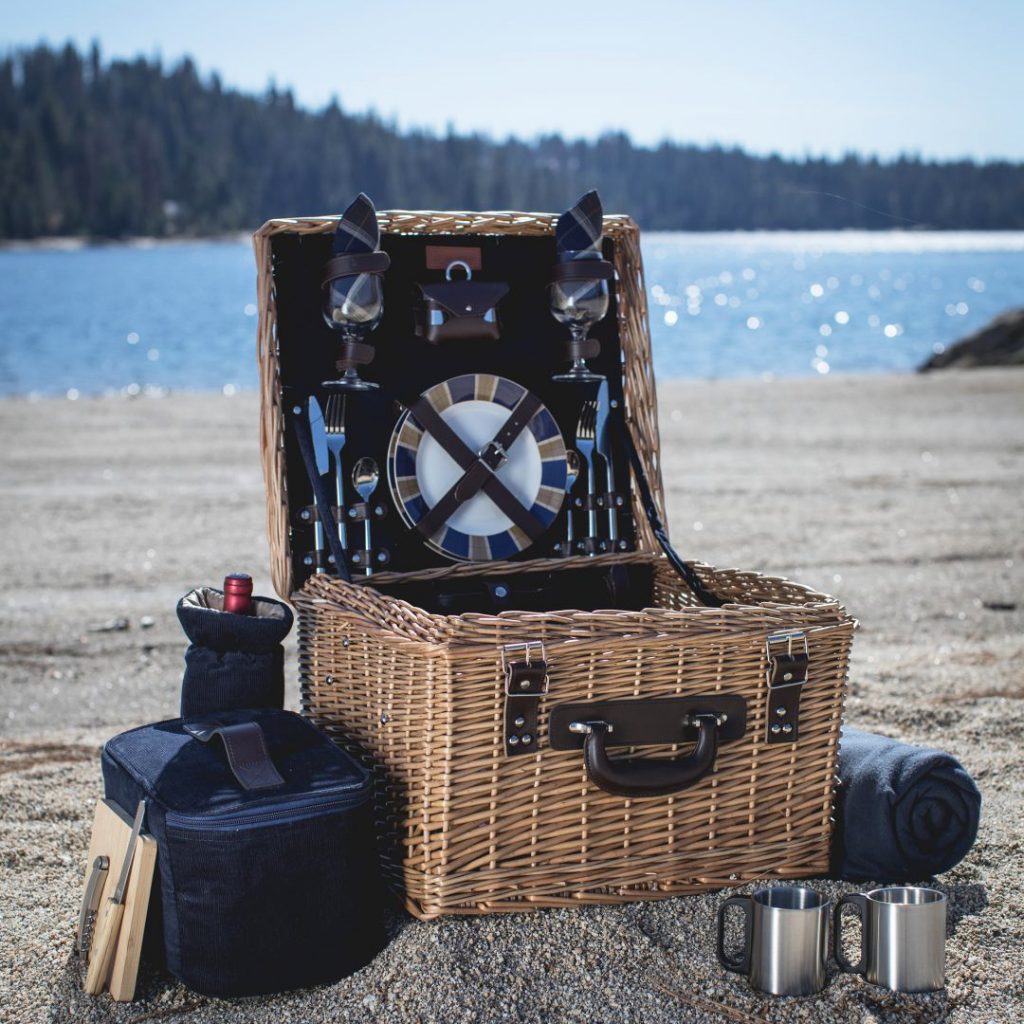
top-left (570, 327), bottom-right (590, 372)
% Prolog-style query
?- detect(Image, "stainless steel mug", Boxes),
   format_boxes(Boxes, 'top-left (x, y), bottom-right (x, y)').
top-left (717, 886), bottom-right (830, 996)
top-left (834, 886), bottom-right (947, 992)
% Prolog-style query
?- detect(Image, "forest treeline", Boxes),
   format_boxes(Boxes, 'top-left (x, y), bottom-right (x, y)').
top-left (3, 42), bottom-right (1023, 239)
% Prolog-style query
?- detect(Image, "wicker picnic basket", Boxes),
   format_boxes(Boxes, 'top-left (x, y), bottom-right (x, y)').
top-left (254, 209), bottom-right (854, 919)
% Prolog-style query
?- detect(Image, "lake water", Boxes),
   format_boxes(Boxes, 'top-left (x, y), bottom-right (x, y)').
top-left (1, 231), bottom-right (1022, 397)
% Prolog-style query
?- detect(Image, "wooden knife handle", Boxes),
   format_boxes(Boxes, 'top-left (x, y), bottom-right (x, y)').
top-left (84, 899), bottom-right (124, 995)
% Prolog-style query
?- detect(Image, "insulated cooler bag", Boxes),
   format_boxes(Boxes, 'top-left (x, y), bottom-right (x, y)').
top-left (254, 209), bottom-right (855, 918)
top-left (101, 709), bottom-right (385, 995)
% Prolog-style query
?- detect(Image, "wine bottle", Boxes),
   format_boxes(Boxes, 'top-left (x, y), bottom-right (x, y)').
top-left (222, 573), bottom-right (254, 615)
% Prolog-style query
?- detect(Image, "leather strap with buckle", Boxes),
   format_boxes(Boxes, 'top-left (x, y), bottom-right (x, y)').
top-left (765, 632), bottom-right (809, 744)
top-left (409, 392), bottom-right (546, 541)
top-left (502, 642), bottom-right (548, 757)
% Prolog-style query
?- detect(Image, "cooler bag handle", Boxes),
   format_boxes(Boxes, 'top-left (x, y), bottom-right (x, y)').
top-left (183, 718), bottom-right (286, 790)
top-left (621, 424), bottom-right (725, 608)
top-left (548, 694), bottom-right (747, 798)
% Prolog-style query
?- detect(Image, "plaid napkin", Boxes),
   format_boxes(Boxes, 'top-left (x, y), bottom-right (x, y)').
top-left (331, 192), bottom-right (380, 255)
top-left (555, 190), bottom-right (604, 261)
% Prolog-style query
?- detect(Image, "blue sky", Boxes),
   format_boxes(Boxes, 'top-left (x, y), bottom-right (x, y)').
top-left (5, 0), bottom-right (1022, 160)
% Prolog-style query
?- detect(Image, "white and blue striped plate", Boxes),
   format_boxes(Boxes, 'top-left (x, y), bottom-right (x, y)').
top-left (387, 374), bottom-right (567, 561)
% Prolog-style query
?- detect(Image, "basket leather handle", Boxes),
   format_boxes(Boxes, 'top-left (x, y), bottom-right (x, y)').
top-left (579, 713), bottom-right (721, 798)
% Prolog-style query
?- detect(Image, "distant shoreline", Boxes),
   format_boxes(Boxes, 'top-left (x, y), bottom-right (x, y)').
top-left (0, 232), bottom-right (253, 253)
top-left (4, 227), bottom-right (1024, 255)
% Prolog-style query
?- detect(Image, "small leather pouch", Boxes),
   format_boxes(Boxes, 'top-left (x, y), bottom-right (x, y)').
top-left (414, 261), bottom-right (509, 343)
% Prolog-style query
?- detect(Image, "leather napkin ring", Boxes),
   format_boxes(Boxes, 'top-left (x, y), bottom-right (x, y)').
top-left (321, 250), bottom-right (391, 288)
top-left (550, 259), bottom-right (614, 283)
top-left (566, 335), bottom-right (601, 361)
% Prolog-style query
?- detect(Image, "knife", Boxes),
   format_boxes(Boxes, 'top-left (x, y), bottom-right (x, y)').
top-left (308, 396), bottom-right (331, 574)
top-left (595, 380), bottom-right (619, 548)
top-left (77, 855), bottom-right (110, 960)
top-left (84, 801), bottom-right (145, 995)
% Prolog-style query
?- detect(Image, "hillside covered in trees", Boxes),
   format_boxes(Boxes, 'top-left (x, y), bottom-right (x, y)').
top-left (3, 42), bottom-right (1023, 239)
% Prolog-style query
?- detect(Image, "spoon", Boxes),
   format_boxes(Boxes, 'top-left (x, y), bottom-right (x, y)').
top-left (351, 457), bottom-right (380, 576)
top-left (564, 449), bottom-right (581, 554)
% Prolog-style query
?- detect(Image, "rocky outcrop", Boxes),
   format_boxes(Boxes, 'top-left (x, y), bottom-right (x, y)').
top-left (919, 307), bottom-right (1024, 371)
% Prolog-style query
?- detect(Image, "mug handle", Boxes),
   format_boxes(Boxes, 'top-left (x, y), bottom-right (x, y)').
top-left (834, 893), bottom-right (868, 974)
top-left (716, 895), bottom-right (753, 974)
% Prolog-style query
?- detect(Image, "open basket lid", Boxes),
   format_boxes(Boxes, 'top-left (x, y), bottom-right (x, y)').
top-left (253, 209), bottom-right (667, 600)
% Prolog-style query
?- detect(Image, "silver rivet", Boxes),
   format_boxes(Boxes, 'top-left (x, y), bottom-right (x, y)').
top-left (352, 552), bottom-right (361, 563)
top-left (465, 305), bottom-right (473, 312)
top-left (610, 399), bottom-right (619, 408)
top-left (519, 680), bottom-right (530, 691)
top-left (574, 497), bottom-right (583, 507)
top-left (325, 675), bottom-right (334, 684)
top-left (494, 585), bottom-right (509, 599)
top-left (377, 551), bottom-right (387, 563)
top-left (374, 505), bottom-right (384, 516)
top-left (300, 509), bottom-right (312, 521)
top-left (776, 706), bottom-right (787, 717)
top-left (292, 405), bottom-right (302, 415)
top-left (618, 540), bottom-right (628, 550)
top-left (342, 637), bottom-right (350, 647)
top-left (783, 672), bottom-right (793, 682)
top-left (380, 713), bottom-right (390, 724)
top-left (615, 496), bottom-right (625, 507)
top-left (303, 555), bottom-right (314, 566)
top-left (349, 508), bottom-right (357, 518)
top-left (328, 554), bottom-right (335, 564)
top-left (521, 733), bottom-right (533, 745)
top-left (770, 723), bottom-right (782, 735)
top-left (508, 735), bottom-right (520, 746)
top-left (514, 716), bottom-right (526, 728)
top-left (782, 723), bottom-right (794, 735)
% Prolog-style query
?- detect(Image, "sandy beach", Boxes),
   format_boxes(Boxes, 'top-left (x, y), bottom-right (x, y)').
top-left (1, 369), bottom-right (1021, 1024)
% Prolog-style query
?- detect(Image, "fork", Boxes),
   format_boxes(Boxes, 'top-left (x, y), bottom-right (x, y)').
top-left (324, 393), bottom-right (349, 556)
top-left (575, 400), bottom-right (599, 553)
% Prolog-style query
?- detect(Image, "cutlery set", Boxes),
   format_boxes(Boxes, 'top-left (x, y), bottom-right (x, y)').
top-left (308, 393), bottom-right (383, 576)
top-left (295, 189), bottom-right (631, 575)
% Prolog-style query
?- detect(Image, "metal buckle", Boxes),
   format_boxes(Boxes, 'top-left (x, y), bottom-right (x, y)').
top-left (765, 631), bottom-right (809, 688)
top-left (501, 641), bottom-right (548, 697)
top-left (480, 440), bottom-right (509, 469)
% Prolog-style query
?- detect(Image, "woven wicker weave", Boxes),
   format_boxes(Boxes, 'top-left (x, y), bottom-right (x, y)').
top-left (254, 210), bottom-right (854, 919)
top-left (296, 558), bottom-right (852, 918)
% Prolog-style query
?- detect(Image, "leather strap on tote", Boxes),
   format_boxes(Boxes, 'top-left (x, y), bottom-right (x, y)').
top-left (409, 393), bottom-right (547, 541)
top-left (621, 426), bottom-right (725, 607)
top-left (183, 719), bottom-right (286, 791)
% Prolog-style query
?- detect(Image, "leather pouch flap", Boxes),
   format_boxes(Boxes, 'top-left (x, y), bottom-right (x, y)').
top-left (417, 281), bottom-right (510, 318)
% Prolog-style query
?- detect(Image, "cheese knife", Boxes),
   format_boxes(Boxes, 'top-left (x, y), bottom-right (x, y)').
top-left (84, 801), bottom-right (145, 995)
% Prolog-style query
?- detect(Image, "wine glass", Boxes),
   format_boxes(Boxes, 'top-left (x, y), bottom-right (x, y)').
top-left (322, 271), bottom-right (383, 392)
top-left (550, 270), bottom-right (609, 383)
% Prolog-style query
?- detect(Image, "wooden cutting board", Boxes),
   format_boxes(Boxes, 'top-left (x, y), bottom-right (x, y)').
top-left (81, 799), bottom-right (158, 1001)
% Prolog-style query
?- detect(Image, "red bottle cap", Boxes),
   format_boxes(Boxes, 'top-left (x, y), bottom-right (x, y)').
top-left (222, 573), bottom-right (254, 615)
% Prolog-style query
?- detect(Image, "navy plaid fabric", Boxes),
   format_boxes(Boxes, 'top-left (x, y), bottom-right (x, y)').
top-left (555, 190), bottom-right (604, 260)
top-left (331, 192), bottom-right (380, 255)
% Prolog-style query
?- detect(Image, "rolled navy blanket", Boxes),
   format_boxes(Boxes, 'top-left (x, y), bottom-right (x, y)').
top-left (832, 726), bottom-right (981, 882)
